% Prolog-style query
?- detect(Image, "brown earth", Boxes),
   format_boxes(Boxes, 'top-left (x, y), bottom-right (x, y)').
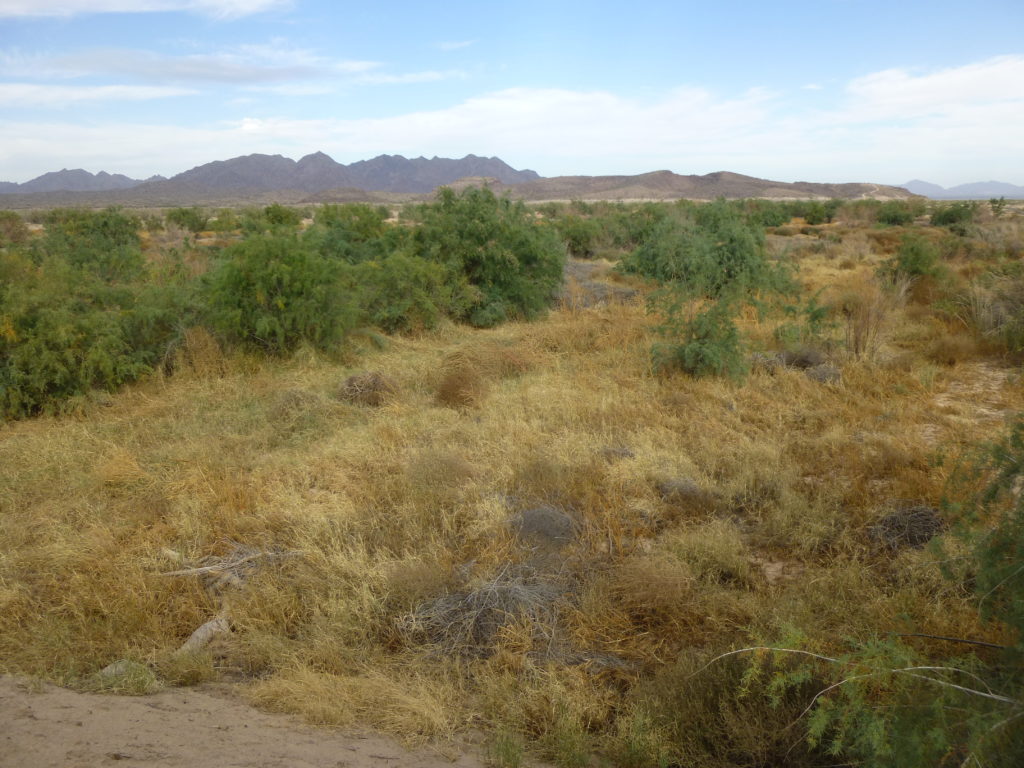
top-left (0, 676), bottom-right (491, 768)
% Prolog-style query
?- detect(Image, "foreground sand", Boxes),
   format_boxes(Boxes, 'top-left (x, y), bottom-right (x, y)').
top-left (0, 676), bottom-right (488, 768)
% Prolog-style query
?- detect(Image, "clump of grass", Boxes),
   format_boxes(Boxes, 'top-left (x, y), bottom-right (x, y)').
top-left (436, 360), bottom-right (489, 408)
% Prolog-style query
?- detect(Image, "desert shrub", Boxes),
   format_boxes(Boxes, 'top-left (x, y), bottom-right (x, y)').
top-left (989, 197), bottom-right (1008, 219)
top-left (347, 253), bottom-right (455, 333)
top-left (307, 204), bottom-right (405, 265)
top-left (836, 276), bottom-right (905, 359)
top-left (165, 206), bottom-right (209, 234)
top-left (876, 200), bottom-right (916, 226)
top-left (742, 199), bottom-right (790, 227)
top-left (620, 199), bottom-right (788, 298)
top-left (0, 257), bottom-right (194, 418)
top-left (555, 215), bottom-right (602, 259)
top-left (733, 420), bottom-right (1024, 767)
top-left (625, 200), bottom-right (793, 380)
top-left (803, 201), bottom-right (828, 225)
top-left (961, 269), bottom-right (1024, 355)
top-left (931, 201), bottom-right (978, 233)
top-left (603, 202), bottom-right (671, 250)
top-left (37, 207), bottom-right (144, 282)
top-left (879, 234), bottom-right (942, 282)
top-left (409, 187), bottom-right (565, 327)
top-left (208, 208), bottom-right (240, 232)
top-left (203, 233), bottom-right (354, 354)
top-left (652, 294), bottom-right (747, 380)
top-left (240, 203), bottom-right (303, 234)
top-left (0, 210), bottom-right (29, 246)
top-left (335, 371), bottom-right (398, 406)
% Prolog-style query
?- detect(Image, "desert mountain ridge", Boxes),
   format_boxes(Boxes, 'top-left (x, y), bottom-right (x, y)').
top-left (901, 179), bottom-right (1024, 199)
top-left (0, 151), bottom-right (925, 207)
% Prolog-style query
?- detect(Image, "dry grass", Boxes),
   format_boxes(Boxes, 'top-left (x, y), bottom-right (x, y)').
top-left (1, 224), bottom-right (1022, 763)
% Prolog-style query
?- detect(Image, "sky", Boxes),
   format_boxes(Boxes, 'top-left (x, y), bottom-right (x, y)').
top-left (1, 0), bottom-right (1022, 187)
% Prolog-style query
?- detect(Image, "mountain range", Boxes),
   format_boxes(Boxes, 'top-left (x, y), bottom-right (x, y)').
top-left (0, 153), bottom-right (539, 198)
top-left (0, 151), bottom-right (970, 207)
top-left (901, 179), bottom-right (1024, 199)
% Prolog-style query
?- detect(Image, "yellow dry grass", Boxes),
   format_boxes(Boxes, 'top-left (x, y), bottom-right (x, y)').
top-left (0, 235), bottom-right (1021, 762)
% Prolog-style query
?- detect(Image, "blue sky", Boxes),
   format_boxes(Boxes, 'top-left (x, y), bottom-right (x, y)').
top-left (1, 0), bottom-right (1022, 186)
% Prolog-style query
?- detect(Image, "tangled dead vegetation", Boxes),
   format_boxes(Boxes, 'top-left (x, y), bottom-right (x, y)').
top-left (397, 565), bottom-right (568, 659)
top-left (868, 503), bottom-right (945, 551)
top-left (160, 542), bottom-right (302, 656)
top-left (335, 371), bottom-right (398, 406)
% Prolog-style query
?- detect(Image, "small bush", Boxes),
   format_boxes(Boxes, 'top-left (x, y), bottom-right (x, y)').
top-left (347, 254), bottom-right (454, 334)
top-left (410, 187), bottom-right (565, 327)
top-left (652, 295), bottom-right (747, 380)
top-left (620, 199), bottom-right (789, 299)
top-left (0, 210), bottom-right (29, 246)
top-left (436, 361), bottom-right (488, 408)
top-left (166, 206), bottom-right (209, 234)
top-left (877, 200), bottom-right (916, 226)
top-left (39, 207), bottom-right (144, 282)
top-left (931, 201), bottom-right (977, 233)
top-left (203, 233), bottom-right (355, 355)
top-left (880, 234), bottom-right (942, 282)
top-left (555, 215), bottom-right (602, 259)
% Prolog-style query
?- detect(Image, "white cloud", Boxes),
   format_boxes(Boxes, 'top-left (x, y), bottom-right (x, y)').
top-left (838, 54), bottom-right (1024, 122)
top-left (2, 43), bottom-right (384, 85)
top-left (243, 83), bottom-right (335, 96)
top-left (0, 0), bottom-right (287, 18)
top-left (1, 57), bottom-right (1021, 186)
top-left (42, 46), bottom-right (360, 83)
top-left (356, 70), bottom-right (466, 85)
top-left (0, 83), bottom-right (195, 107)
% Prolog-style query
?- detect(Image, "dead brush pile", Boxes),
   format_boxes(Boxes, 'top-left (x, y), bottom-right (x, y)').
top-left (396, 566), bottom-right (567, 658)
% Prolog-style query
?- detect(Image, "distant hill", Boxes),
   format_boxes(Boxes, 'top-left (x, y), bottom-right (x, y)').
top-left (419, 170), bottom-right (916, 203)
top-left (0, 168), bottom-right (157, 195)
top-left (129, 152), bottom-right (540, 197)
top-left (0, 153), bottom-right (539, 199)
top-left (0, 154), bottom-right (916, 208)
top-left (901, 180), bottom-right (1024, 199)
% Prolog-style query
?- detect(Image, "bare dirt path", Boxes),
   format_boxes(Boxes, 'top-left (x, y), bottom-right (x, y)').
top-left (0, 676), bottom-right (486, 768)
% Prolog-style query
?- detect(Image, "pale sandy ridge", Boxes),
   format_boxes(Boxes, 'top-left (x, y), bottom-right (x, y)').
top-left (0, 676), bottom-right (489, 768)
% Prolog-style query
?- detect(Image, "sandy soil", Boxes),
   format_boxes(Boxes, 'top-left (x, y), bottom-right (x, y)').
top-left (0, 676), bottom-right (486, 768)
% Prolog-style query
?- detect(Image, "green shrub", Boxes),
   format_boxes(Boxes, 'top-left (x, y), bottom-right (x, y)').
top-left (38, 207), bottom-right (144, 282)
top-left (652, 293), bottom-right (748, 380)
top-left (0, 210), bottom-right (29, 247)
top-left (409, 187), bottom-right (565, 327)
top-left (876, 201), bottom-right (916, 226)
top-left (240, 204), bottom-right (303, 234)
top-left (203, 233), bottom-right (354, 355)
top-left (732, 419), bottom-right (1024, 767)
top-left (347, 253), bottom-right (455, 333)
top-left (620, 199), bottom-right (788, 299)
top-left (0, 258), bottom-right (192, 419)
top-left (931, 202), bottom-right (977, 233)
top-left (555, 215), bottom-right (602, 259)
top-left (879, 234), bottom-right (942, 282)
top-left (208, 208), bottom-right (240, 233)
top-left (165, 206), bottom-right (209, 234)
top-left (742, 199), bottom-right (791, 227)
top-left (307, 204), bottom-right (404, 265)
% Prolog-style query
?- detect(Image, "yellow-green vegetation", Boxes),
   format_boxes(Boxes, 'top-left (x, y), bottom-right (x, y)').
top-left (1, 195), bottom-right (1023, 766)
